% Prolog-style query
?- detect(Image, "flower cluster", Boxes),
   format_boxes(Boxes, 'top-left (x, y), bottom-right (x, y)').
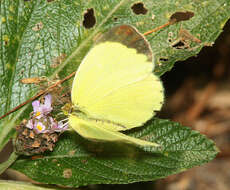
top-left (26, 94), bottom-right (68, 134)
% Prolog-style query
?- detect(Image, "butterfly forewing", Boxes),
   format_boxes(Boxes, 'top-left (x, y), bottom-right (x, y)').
top-left (71, 25), bottom-right (164, 131)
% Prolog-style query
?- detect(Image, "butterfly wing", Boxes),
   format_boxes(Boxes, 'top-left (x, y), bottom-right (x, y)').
top-left (71, 42), bottom-right (164, 131)
top-left (69, 114), bottom-right (159, 147)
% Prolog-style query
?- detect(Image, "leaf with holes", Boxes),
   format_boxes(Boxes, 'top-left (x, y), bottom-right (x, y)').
top-left (0, 0), bottom-right (228, 185)
top-left (11, 119), bottom-right (218, 187)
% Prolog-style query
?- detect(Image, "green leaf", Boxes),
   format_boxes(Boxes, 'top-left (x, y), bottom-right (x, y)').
top-left (1, 0), bottom-right (230, 118)
top-left (0, 180), bottom-right (65, 190)
top-left (11, 119), bottom-right (218, 187)
top-left (0, 0), bottom-right (227, 182)
top-left (149, 0), bottom-right (230, 75)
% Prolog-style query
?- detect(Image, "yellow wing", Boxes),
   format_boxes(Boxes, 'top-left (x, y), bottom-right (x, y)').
top-left (69, 114), bottom-right (159, 147)
top-left (71, 42), bottom-right (164, 131)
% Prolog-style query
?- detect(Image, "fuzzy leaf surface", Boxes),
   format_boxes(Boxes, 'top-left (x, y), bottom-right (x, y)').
top-left (11, 119), bottom-right (218, 187)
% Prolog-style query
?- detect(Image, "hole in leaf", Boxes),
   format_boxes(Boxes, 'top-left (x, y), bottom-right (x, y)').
top-left (3, 35), bottom-right (9, 46)
top-left (4, 41), bottom-right (8, 46)
top-left (113, 17), bottom-right (118, 21)
top-left (131, 2), bottom-right (148, 15)
top-left (83, 8), bottom-right (96, 29)
top-left (172, 41), bottom-right (187, 49)
top-left (170, 11), bottom-right (194, 23)
top-left (159, 58), bottom-right (169, 62)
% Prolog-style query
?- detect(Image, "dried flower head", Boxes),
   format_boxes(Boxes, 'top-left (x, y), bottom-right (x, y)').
top-left (15, 93), bottom-right (68, 155)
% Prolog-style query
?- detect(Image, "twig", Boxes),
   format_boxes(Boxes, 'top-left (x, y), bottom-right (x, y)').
top-left (0, 71), bottom-right (76, 120)
top-left (0, 20), bottom-right (175, 120)
top-left (143, 21), bottom-right (171, 36)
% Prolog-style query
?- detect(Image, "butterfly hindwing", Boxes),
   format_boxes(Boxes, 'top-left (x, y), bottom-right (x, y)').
top-left (69, 114), bottom-right (159, 147)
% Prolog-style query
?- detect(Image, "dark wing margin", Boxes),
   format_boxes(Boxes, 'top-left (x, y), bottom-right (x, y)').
top-left (95, 25), bottom-right (152, 62)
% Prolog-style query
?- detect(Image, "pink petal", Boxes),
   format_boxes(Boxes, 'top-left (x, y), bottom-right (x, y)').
top-left (32, 100), bottom-right (40, 112)
top-left (41, 94), bottom-right (53, 114)
top-left (34, 121), bottom-right (46, 134)
top-left (44, 94), bottom-right (52, 107)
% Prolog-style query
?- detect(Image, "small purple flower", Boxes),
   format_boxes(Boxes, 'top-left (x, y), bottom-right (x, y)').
top-left (32, 94), bottom-right (53, 119)
top-left (32, 100), bottom-right (42, 119)
top-left (26, 94), bottom-right (68, 134)
top-left (34, 121), bottom-right (47, 134)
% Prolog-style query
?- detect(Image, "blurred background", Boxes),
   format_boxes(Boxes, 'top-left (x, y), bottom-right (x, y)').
top-left (1, 18), bottom-right (230, 190)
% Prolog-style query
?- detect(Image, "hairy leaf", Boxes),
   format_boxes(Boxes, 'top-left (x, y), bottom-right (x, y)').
top-left (11, 119), bottom-right (218, 187)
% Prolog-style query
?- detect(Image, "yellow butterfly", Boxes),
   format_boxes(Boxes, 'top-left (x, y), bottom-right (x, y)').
top-left (69, 25), bottom-right (164, 147)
